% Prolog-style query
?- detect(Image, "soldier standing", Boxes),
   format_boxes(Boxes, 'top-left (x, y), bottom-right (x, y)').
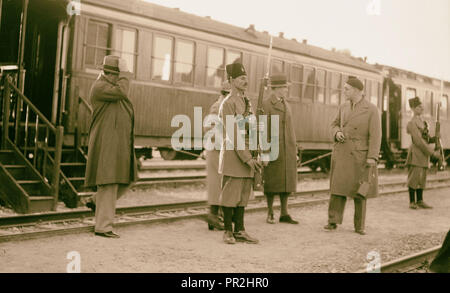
top-left (405, 97), bottom-right (439, 209)
top-left (262, 74), bottom-right (299, 224)
top-left (205, 81), bottom-right (231, 230)
top-left (84, 56), bottom-right (138, 238)
top-left (218, 62), bottom-right (262, 244)
top-left (324, 76), bottom-right (381, 235)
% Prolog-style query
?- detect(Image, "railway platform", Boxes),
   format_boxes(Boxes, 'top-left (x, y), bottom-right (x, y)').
top-left (0, 185), bottom-right (448, 273)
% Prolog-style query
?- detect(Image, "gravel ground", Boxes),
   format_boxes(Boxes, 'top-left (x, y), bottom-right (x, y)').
top-left (0, 187), bottom-right (448, 273)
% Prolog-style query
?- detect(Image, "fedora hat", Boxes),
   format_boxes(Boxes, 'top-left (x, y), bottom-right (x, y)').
top-left (409, 96), bottom-right (422, 109)
top-left (269, 74), bottom-right (290, 88)
top-left (99, 55), bottom-right (120, 74)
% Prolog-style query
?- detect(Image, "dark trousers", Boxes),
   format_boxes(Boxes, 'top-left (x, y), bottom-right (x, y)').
top-left (328, 194), bottom-right (366, 231)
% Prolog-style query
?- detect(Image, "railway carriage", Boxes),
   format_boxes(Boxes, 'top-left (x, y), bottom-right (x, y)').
top-left (0, 0), bottom-right (448, 213)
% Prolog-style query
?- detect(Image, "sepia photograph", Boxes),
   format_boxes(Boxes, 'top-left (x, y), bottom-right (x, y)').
top-left (0, 0), bottom-right (449, 281)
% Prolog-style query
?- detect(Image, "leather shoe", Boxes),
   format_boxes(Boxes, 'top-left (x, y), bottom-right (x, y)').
top-left (355, 230), bottom-right (366, 235)
top-left (266, 213), bottom-right (275, 224)
top-left (324, 223), bottom-right (337, 230)
top-left (233, 231), bottom-right (259, 244)
top-left (86, 200), bottom-right (96, 212)
top-left (416, 201), bottom-right (432, 209)
top-left (95, 231), bottom-right (120, 238)
top-left (207, 214), bottom-right (224, 230)
top-left (279, 215), bottom-right (299, 224)
top-left (409, 202), bottom-right (418, 209)
top-left (223, 231), bottom-right (236, 244)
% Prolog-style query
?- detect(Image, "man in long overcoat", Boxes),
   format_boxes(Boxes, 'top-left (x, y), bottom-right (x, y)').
top-left (85, 55), bottom-right (138, 238)
top-left (204, 80), bottom-right (231, 230)
top-left (324, 76), bottom-right (381, 235)
top-left (405, 97), bottom-right (439, 209)
top-left (218, 62), bottom-right (262, 244)
top-left (261, 74), bottom-right (298, 224)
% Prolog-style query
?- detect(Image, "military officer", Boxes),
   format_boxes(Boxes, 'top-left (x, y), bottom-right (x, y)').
top-left (324, 76), bottom-right (381, 235)
top-left (84, 56), bottom-right (138, 238)
top-left (218, 62), bottom-right (262, 244)
top-left (261, 74), bottom-right (299, 224)
top-left (205, 80), bottom-right (231, 230)
top-left (405, 97), bottom-right (440, 209)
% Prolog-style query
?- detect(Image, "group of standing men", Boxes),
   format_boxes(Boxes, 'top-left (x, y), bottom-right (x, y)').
top-left (206, 62), bottom-right (383, 243)
top-left (83, 56), bottom-right (439, 242)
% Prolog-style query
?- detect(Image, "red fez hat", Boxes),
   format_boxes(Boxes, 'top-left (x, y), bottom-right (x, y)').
top-left (346, 76), bottom-right (364, 91)
top-left (226, 63), bottom-right (247, 79)
top-left (409, 96), bottom-right (422, 109)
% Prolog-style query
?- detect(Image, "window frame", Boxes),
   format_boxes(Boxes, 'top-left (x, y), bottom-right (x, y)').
top-left (205, 45), bottom-right (226, 89)
top-left (114, 26), bottom-right (138, 75)
top-left (151, 34), bottom-right (174, 83)
top-left (173, 38), bottom-right (196, 85)
top-left (84, 19), bottom-right (113, 70)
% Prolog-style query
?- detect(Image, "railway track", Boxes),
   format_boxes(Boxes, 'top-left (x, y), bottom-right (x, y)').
top-left (357, 246), bottom-right (441, 273)
top-left (1, 176), bottom-right (449, 242)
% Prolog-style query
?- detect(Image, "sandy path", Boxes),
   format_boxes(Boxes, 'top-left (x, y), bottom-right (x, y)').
top-left (0, 187), bottom-right (449, 273)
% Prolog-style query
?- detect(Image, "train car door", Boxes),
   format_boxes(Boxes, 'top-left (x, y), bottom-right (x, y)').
top-left (0, 0), bottom-right (22, 66)
top-left (22, 0), bottom-right (70, 123)
top-left (388, 79), bottom-right (402, 142)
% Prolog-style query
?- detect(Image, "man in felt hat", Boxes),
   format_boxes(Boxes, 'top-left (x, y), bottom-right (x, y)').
top-left (204, 80), bottom-right (231, 231)
top-left (84, 55), bottom-right (138, 238)
top-left (405, 96), bottom-right (440, 209)
top-left (324, 76), bottom-right (381, 235)
top-left (261, 74), bottom-right (299, 225)
top-left (218, 62), bottom-right (262, 244)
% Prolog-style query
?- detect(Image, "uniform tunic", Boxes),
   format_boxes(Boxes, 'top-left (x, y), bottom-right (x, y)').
top-left (205, 95), bottom-right (225, 205)
top-left (405, 116), bottom-right (434, 189)
top-left (85, 73), bottom-right (138, 187)
top-left (262, 94), bottom-right (297, 193)
top-left (218, 92), bottom-right (254, 207)
top-left (329, 98), bottom-right (381, 198)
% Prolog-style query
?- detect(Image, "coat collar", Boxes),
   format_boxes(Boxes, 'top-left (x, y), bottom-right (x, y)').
top-left (269, 94), bottom-right (285, 112)
top-left (342, 98), bottom-right (370, 125)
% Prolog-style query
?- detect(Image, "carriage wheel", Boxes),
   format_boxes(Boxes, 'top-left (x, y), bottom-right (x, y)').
top-left (158, 148), bottom-right (178, 160)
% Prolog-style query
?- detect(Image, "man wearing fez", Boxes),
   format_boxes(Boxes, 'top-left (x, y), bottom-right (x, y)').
top-left (218, 62), bottom-right (262, 244)
top-left (324, 76), bottom-right (381, 235)
top-left (261, 74), bottom-right (299, 225)
top-left (85, 56), bottom-right (138, 238)
top-left (405, 97), bottom-right (440, 209)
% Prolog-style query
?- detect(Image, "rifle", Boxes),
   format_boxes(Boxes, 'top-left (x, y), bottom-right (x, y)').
top-left (434, 102), bottom-right (445, 171)
top-left (252, 36), bottom-right (273, 191)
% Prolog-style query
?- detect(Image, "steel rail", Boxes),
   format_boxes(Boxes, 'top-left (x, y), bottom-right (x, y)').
top-left (0, 177), bottom-right (449, 242)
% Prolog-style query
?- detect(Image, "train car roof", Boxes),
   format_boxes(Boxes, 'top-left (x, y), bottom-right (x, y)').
top-left (85, 0), bottom-right (380, 74)
top-left (376, 64), bottom-right (450, 88)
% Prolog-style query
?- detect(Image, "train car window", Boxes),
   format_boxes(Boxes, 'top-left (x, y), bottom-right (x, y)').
top-left (115, 28), bottom-right (137, 73)
top-left (85, 20), bottom-right (112, 68)
top-left (302, 67), bottom-right (315, 103)
top-left (289, 65), bottom-right (303, 100)
top-left (315, 69), bottom-right (326, 104)
top-left (271, 59), bottom-right (284, 75)
top-left (152, 36), bottom-right (173, 81)
top-left (206, 46), bottom-right (225, 88)
top-left (174, 40), bottom-right (195, 84)
top-left (329, 72), bottom-right (341, 105)
top-left (405, 87), bottom-right (416, 112)
top-left (226, 50), bottom-right (241, 65)
top-left (442, 95), bottom-right (448, 119)
top-left (370, 80), bottom-right (379, 106)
